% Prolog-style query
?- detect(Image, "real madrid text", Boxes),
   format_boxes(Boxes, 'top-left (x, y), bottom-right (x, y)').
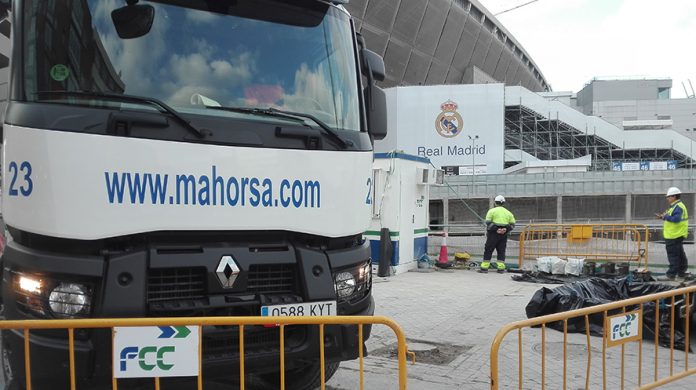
top-left (417, 144), bottom-right (486, 158)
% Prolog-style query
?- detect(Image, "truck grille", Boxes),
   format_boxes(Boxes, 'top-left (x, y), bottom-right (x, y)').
top-left (147, 264), bottom-right (297, 304)
top-left (247, 264), bottom-right (296, 294)
top-left (147, 267), bottom-right (206, 303)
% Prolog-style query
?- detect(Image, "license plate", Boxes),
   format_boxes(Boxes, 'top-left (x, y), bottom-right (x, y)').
top-left (261, 301), bottom-right (337, 317)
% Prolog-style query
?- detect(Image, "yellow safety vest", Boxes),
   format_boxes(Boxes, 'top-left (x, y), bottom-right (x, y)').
top-left (486, 206), bottom-right (516, 226)
top-left (664, 201), bottom-right (688, 239)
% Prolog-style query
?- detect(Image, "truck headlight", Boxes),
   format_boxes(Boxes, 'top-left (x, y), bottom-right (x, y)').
top-left (334, 272), bottom-right (356, 298)
top-left (12, 272), bottom-right (92, 319)
top-left (18, 275), bottom-right (43, 295)
top-left (333, 260), bottom-right (372, 303)
top-left (49, 283), bottom-right (90, 318)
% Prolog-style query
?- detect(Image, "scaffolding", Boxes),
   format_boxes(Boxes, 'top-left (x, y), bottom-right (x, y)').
top-left (504, 105), bottom-right (690, 171)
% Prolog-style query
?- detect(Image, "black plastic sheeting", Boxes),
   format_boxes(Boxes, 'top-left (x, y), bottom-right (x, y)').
top-left (512, 272), bottom-right (588, 284)
top-left (511, 271), bottom-right (644, 284)
top-left (526, 277), bottom-right (692, 350)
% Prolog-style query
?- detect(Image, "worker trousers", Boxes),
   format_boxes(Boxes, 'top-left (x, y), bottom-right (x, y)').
top-left (484, 230), bottom-right (508, 261)
top-left (665, 237), bottom-right (689, 277)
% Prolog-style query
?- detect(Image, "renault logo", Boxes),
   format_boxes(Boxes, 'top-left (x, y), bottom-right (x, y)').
top-left (216, 255), bottom-right (240, 288)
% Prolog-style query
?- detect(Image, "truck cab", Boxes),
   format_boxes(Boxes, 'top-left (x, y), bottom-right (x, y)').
top-left (0, 0), bottom-right (387, 388)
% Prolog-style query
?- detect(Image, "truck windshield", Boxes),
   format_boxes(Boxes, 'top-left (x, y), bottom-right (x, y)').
top-left (20, 0), bottom-right (361, 132)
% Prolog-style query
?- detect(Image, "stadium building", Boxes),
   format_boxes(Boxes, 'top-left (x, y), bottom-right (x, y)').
top-left (345, 0), bottom-right (695, 230)
top-left (345, 0), bottom-right (550, 91)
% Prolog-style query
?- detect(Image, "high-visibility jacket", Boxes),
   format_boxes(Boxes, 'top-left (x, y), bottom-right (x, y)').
top-left (485, 206), bottom-right (516, 231)
top-left (663, 200), bottom-right (688, 239)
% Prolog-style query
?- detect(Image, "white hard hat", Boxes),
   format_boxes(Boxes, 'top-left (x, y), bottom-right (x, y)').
top-left (666, 187), bottom-right (682, 197)
top-left (495, 195), bottom-right (506, 203)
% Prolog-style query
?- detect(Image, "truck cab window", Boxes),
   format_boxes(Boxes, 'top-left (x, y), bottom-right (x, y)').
top-left (21, 0), bottom-right (361, 132)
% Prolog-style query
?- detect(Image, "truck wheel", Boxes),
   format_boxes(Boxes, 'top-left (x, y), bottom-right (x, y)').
top-left (258, 361), bottom-right (339, 390)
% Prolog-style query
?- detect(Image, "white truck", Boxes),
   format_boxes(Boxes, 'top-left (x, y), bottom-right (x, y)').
top-left (0, 0), bottom-right (387, 388)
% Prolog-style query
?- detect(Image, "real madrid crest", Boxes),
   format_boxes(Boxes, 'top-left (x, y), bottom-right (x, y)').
top-left (435, 100), bottom-right (463, 138)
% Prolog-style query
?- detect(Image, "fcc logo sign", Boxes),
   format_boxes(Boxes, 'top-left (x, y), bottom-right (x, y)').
top-left (113, 326), bottom-right (199, 378)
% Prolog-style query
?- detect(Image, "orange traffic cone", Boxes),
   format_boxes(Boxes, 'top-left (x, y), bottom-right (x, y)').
top-left (438, 232), bottom-right (449, 265)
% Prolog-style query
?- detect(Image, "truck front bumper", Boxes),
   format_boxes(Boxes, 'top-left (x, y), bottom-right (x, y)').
top-left (1, 238), bottom-right (375, 389)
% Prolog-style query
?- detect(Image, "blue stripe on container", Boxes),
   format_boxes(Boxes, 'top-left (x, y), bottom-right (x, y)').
top-left (369, 239), bottom-right (400, 266)
top-left (414, 236), bottom-right (427, 260)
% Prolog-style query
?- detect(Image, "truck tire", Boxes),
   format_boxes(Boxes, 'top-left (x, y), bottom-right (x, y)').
top-left (258, 361), bottom-right (339, 390)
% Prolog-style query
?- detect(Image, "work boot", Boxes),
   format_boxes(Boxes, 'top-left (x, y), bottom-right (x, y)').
top-left (656, 274), bottom-right (675, 282)
top-left (479, 261), bottom-right (490, 273)
top-left (493, 261), bottom-right (506, 273)
top-left (676, 273), bottom-right (693, 282)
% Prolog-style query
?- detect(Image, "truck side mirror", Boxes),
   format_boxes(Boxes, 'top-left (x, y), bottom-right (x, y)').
top-left (111, 3), bottom-right (155, 39)
top-left (366, 86), bottom-right (387, 140)
top-left (361, 49), bottom-right (385, 82)
top-left (359, 48), bottom-right (387, 140)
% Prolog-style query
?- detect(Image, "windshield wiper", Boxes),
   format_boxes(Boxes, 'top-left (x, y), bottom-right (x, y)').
top-left (208, 106), bottom-right (351, 148)
top-left (34, 90), bottom-right (207, 138)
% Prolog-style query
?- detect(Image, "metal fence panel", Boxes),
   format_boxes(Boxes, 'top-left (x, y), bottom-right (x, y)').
top-left (0, 315), bottom-right (410, 390)
top-left (518, 224), bottom-right (649, 268)
top-left (490, 285), bottom-right (696, 389)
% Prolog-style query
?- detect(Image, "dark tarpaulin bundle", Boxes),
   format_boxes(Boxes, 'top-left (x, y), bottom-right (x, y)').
top-left (511, 272), bottom-right (587, 284)
top-left (525, 277), bottom-right (691, 350)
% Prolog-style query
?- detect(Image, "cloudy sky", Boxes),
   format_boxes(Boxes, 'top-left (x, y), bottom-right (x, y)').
top-left (479, 0), bottom-right (696, 97)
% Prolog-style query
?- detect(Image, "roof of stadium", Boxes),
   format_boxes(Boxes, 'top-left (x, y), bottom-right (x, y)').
top-left (345, 0), bottom-right (550, 92)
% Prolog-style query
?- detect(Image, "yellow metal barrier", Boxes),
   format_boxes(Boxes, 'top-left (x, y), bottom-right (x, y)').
top-left (490, 285), bottom-right (696, 389)
top-left (518, 223), bottom-right (649, 268)
top-left (0, 315), bottom-right (410, 390)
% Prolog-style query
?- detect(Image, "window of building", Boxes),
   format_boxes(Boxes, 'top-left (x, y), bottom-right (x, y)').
top-left (483, 18), bottom-right (495, 32)
top-left (658, 87), bottom-right (670, 100)
top-left (470, 5), bottom-right (483, 22)
top-left (455, 0), bottom-right (471, 10)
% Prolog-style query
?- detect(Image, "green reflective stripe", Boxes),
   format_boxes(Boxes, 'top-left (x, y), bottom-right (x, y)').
top-left (364, 230), bottom-right (428, 236)
top-left (364, 230), bottom-right (400, 237)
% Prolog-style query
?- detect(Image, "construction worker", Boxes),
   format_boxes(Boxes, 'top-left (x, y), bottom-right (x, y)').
top-left (479, 195), bottom-right (516, 273)
top-left (656, 187), bottom-right (689, 281)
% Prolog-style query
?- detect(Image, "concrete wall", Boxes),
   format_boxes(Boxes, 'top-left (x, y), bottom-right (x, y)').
top-left (592, 99), bottom-right (696, 136)
top-left (430, 193), bottom-right (696, 228)
top-left (577, 79), bottom-right (672, 107)
top-left (575, 79), bottom-right (696, 137)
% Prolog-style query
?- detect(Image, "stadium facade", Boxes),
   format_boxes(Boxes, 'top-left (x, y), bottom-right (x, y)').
top-left (345, 0), bottom-right (550, 92)
top-left (343, 1), bottom-right (695, 229)
top-left (348, 0), bottom-right (695, 174)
